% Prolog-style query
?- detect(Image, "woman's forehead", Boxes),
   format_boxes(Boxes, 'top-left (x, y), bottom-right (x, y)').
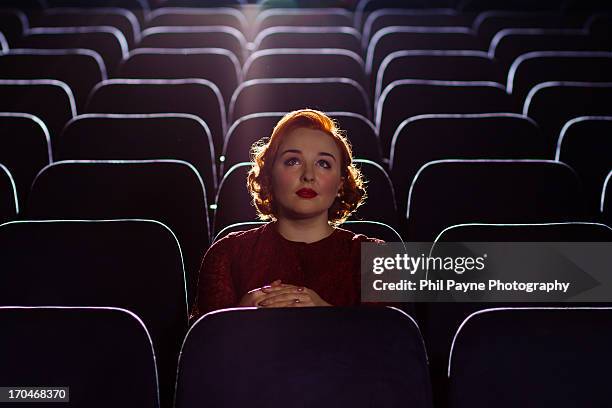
top-left (278, 127), bottom-right (340, 154)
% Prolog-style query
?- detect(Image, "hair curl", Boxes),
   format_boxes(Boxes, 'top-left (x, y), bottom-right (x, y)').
top-left (247, 109), bottom-right (366, 226)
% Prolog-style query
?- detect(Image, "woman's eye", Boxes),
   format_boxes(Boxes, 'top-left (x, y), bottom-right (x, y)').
top-left (284, 157), bottom-right (300, 166)
top-left (317, 160), bottom-right (331, 169)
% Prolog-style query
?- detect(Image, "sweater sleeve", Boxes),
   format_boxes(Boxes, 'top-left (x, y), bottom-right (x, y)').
top-left (192, 235), bottom-right (239, 319)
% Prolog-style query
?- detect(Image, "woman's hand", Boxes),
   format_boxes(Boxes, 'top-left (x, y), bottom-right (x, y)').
top-left (237, 279), bottom-right (283, 307)
top-left (257, 282), bottom-right (331, 307)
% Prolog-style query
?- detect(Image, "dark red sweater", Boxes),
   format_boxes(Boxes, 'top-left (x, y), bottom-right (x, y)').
top-left (194, 222), bottom-right (382, 317)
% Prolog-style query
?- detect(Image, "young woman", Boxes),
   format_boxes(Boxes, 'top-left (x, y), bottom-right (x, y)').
top-left (193, 109), bottom-right (382, 317)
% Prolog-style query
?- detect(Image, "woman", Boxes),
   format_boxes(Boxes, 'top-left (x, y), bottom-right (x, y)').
top-left (193, 109), bottom-right (382, 317)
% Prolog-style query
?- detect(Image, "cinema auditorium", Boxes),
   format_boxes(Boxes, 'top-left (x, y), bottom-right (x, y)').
top-left (0, 0), bottom-right (611, 407)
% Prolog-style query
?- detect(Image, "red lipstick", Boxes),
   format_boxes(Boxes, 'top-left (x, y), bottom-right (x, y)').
top-left (296, 188), bottom-right (317, 198)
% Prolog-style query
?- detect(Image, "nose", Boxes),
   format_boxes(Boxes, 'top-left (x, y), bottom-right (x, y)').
top-left (302, 163), bottom-right (315, 182)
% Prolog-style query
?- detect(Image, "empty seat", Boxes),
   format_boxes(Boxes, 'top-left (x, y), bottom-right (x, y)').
top-left (366, 26), bottom-right (486, 78)
top-left (556, 116), bottom-right (612, 215)
top-left (448, 308), bottom-right (612, 408)
top-left (489, 28), bottom-right (608, 69)
top-left (376, 80), bottom-right (515, 158)
top-left (229, 78), bottom-right (370, 123)
top-left (85, 78), bottom-right (226, 157)
top-left (436, 221), bottom-right (612, 241)
top-left (0, 163), bottom-right (17, 222)
top-left (0, 220), bottom-right (186, 408)
top-left (375, 50), bottom-right (504, 106)
top-left (389, 113), bottom-right (547, 218)
top-left (406, 160), bottom-right (585, 240)
top-left (175, 307), bottom-right (432, 408)
top-left (524, 82), bottom-right (612, 150)
top-left (214, 220), bottom-right (404, 243)
top-left (253, 8), bottom-right (353, 35)
top-left (118, 48), bottom-right (240, 111)
top-left (602, 171), bottom-right (611, 225)
top-left (508, 51), bottom-right (612, 106)
top-left (426, 222), bottom-right (612, 408)
top-left (0, 49), bottom-right (106, 112)
top-left (211, 161), bottom-right (252, 236)
top-left (363, 9), bottom-right (474, 49)
top-left (30, 7), bottom-right (140, 48)
top-left (17, 26), bottom-right (128, 76)
top-left (458, 0), bottom-right (562, 12)
top-left (145, 7), bottom-right (247, 32)
top-left (0, 113), bottom-right (50, 207)
top-left (243, 48), bottom-right (365, 87)
top-left (0, 306), bottom-right (159, 408)
top-left (0, 8), bottom-right (28, 45)
top-left (474, 11), bottom-right (585, 45)
top-left (138, 26), bottom-right (246, 62)
top-left (222, 111), bottom-right (380, 176)
top-left (353, 159), bottom-right (399, 229)
top-left (0, 79), bottom-right (76, 144)
top-left (57, 113), bottom-right (217, 206)
top-left (26, 160), bottom-right (209, 310)
top-left (252, 26), bottom-right (362, 55)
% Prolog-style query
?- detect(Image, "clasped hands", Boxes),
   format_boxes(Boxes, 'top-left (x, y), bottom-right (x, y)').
top-left (238, 279), bottom-right (331, 308)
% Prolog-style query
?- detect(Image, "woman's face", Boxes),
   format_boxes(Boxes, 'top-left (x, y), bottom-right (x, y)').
top-left (271, 127), bottom-right (343, 221)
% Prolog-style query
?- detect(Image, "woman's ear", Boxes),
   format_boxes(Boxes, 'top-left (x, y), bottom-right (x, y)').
top-left (337, 177), bottom-right (345, 196)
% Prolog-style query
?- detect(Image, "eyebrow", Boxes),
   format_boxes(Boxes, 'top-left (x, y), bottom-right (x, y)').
top-left (280, 149), bottom-right (337, 161)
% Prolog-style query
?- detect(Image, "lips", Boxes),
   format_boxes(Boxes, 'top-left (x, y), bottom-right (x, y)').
top-left (296, 188), bottom-right (317, 198)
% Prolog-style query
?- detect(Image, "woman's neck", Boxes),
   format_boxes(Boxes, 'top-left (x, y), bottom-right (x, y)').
top-left (275, 215), bottom-right (334, 243)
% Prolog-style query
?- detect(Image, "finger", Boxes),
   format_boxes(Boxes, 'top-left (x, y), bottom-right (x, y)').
top-left (258, 287), bottom-right (303, 302)
top-left (261, 283), bottom-right (298, 293)
top-left (258, 292), bottom-right (308, 306)
top-left (269, 279), bottom-right (282, 287)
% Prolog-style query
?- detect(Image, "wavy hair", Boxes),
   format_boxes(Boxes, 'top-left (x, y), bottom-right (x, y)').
top-left (246, 109), bottom-right (366, 225)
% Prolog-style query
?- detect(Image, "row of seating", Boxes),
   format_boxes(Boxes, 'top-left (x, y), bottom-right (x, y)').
top-left (2, 146), bottom-right (611, 235)
top-left (3, 306), bottom-right (612, 408)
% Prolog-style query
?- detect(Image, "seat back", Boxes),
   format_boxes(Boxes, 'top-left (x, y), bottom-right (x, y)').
top-left (85, 78), bottom-right (226, 156)
top-left (57, 113), bottom-right (217, 206)
top-left (26, 160), bottom-right (209, 308)
top-left (406, 160), bottom-right (585, 240)
top-left (175, 307), bottom-right (432, 408)
top-left (449, 308), bottom-right (612, 408)
top-left (0, 220), bottom-right (187, 408)
top-left (0, 306), bottom-right (159, 408)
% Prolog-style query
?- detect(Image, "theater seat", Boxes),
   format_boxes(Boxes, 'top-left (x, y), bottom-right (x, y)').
top-left (405, 160), bottom-right (585, 241)
top-left (175, 307), bottom-right (432, 408)
top-left (0, 306), bottom-right (159, 408)
top-left (0, 219), bottom-right (187, 408)
top-left (449, 307), bottom-right (612, 408)
top-left (0, 163), bottom-right (17, 222)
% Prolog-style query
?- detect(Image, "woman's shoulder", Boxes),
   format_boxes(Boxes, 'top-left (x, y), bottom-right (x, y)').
top-left (333, 226), bottom-right (385, 245)
top-left (208, 223), bottom-right (270, 252)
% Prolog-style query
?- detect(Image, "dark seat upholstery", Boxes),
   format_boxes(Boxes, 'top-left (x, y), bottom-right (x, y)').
top-left (556, 116), bottom-right (612, 215)
top-left (405, 160), bottom-right (585, 240)
top-left (118, 48), bottom-right (240, 112)
top-left (16, 26), bottom-right (129, 76)
top-left (175, 307), bottom-right (432, 408)
top-left (524, 81), bottom-right (612, 150)
top-left (26, 160), bottom-right (209, 310)
top-left (376, 80), bottom-right (515, 158)
top-left (0, 49), bottom-right (106, 112)
top-left (0, 163), bottom-right (17, 222)
top-left (390, 113), bottom-right (546, 219)
top-left (0, 113), bottom-right (51, 206)
top-left (229, 78), bottom-right (370, 123)
top-left (57, 113), bottom-right (217, 206)
top-left (85, 78), bottom-right (226, 157)
top-left (448, 307), bottom-right (612, 408)
top-left (0, 306), bottom-right (160, 408)
top-left (0, 79), bottom-right (76, 145)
